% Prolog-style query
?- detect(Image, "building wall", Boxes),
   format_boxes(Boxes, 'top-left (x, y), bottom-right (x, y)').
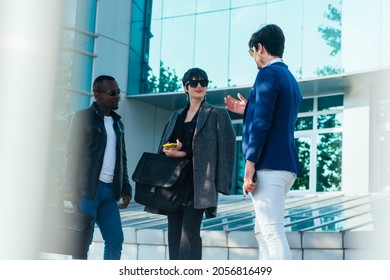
top-left (341, 81), bottom-right (370, 194)
top-left (369, 72), bottom-right (390, 192)
top-left (340, 69), bottom-right (390, 194)
top-left (122, 100), bottom-right (171, 187)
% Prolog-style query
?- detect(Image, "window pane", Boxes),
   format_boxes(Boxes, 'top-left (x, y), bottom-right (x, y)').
top-left (148, 0), bottom-right (195, 93)
top-left (158, 16), bottom-right (195, 92)
top-left (229, 5), bottom-right (265, 86)
top-left (301, 0), bottom-right (342, 78)
top-left (295, 116), bottom-right (313, 131)
top-left (299, 98), bottom-right (314, 113)
top-left (162, 0), bottom-right (195, 17)
top-left (316, 132), bottom-right (342, 192)
top-left (129, 4), bottom-right (145, 56)
top-left (231, 0), bottom-right (267, 8)
top-left (292, 137), bottom-right (310, 191)
top-left (194, 10), bottom-right (229, 88)
top-left (317, 113), bottom-right (343, 129)
top-left (318, 94), bottom-right (344, 111)
top-left (265, 0), bottom-right (304, 79)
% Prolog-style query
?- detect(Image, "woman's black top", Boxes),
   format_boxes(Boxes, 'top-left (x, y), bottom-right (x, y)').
top-left (169, 105), bottom-right (199, 205)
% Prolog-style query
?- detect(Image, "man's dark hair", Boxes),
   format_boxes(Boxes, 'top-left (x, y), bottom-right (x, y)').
top-left (93, 75), bottom-right (116, 92)
top-left (248, 24), bottom-right (285, 58)
top-left (182, 68), bottom-right (208, 86)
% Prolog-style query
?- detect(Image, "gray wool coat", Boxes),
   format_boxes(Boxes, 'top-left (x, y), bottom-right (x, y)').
top-left (158, 101), bottom-right (236, 211)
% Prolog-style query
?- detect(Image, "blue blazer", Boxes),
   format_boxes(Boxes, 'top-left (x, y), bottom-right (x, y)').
top-left (242, 62), bottom-right (302, 174)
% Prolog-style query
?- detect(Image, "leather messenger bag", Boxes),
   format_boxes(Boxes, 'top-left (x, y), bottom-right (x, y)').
top-left (132, 152), bottom-right (189, 213)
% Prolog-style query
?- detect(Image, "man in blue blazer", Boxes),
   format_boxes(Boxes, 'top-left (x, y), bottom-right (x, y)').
top-left (225, 24), bottom-right (302, 260)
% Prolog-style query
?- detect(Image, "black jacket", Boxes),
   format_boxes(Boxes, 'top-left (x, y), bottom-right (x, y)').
top-left (63, 102), bottom-right (132, 200)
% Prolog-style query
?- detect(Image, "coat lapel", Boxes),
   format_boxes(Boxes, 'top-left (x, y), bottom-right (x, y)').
top-left (164, 108), bottom-right (184, 144)
top-left (194, 102), bottom-right (212, 137)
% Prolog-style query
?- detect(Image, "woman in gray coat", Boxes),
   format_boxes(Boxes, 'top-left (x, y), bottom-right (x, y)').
top-left (159, 67), bottom-right (235, 260)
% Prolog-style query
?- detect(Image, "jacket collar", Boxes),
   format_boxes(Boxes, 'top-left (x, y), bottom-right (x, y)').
top-left (161, 101), bottom-right (212, 147)
top-left (175, 100), bottom-right (212, 134)
top-left (177, 101), bottom-right (213, 138)
top-left (195, 101), bottom-right (211, 134)
top-left (90, 101), bottom-right (121, 121)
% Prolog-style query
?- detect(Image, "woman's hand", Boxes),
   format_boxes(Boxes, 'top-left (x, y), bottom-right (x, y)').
top-left (162, 139), bottom-right (186, 158)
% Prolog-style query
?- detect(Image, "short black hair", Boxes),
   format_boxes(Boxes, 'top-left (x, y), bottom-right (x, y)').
top-left (182, 68), bottom-right (208, 86)
top-left (248, 24), bottom-right (285, 57)
top-left (93, 75), bottom-right (116, 92)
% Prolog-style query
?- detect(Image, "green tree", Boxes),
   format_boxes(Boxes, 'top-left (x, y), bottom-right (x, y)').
top-left (159, 61), bottom-right (181, 92)
top-left (145, 61), bottom-right (181, 93)
top-left (315, 65), bottom-right (344, 76)
top-left (318, 3), bottom-right (342, 56)
top-left (316, 1), bottom-right (344, 76)
top-left (144, 70), bottom-right (158, 93)
top-left (317, 132), bottom-right (342, 192)
top-left (145, 61), bottom-right (220, 93)
top-left (293, 137), bottom-right (311, 190)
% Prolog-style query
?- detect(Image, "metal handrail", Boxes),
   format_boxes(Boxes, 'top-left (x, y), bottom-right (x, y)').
top-left (220, 195), bottom-right (390, 232)
top-left (285, 194), bottom-right (345, 212)
top-left (285, 195), bottom-right (387, 227)
top-left (284, 194), bottom-right (370, 218)
top-left (299, 199), bottom-right (390, 232)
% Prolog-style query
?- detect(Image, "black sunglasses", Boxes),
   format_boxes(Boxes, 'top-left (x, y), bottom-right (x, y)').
top-left (101, 89), bottom-right (121, 96)
top-left (186, 80), bottom-right (209, 88)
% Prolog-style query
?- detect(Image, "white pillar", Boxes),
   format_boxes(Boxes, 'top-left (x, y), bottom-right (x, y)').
top-left (341, 82), bottom-right (370, 194)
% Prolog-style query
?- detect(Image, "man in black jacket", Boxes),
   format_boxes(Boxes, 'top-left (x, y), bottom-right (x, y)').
top-left (63, 75), bottom-right (132, 259)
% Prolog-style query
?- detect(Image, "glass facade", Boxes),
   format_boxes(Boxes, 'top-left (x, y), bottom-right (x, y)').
top-left (128, 0), bottom-right (153, 95)
top-left (146, 0), bottom-right (343, 93)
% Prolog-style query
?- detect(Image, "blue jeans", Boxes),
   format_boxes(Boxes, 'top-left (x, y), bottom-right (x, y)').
top-left (78, 181), bottom-right (124, 260)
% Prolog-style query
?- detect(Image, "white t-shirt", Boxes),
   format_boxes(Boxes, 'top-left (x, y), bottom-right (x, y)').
top-left (99, 116), bottom-right (117, 183)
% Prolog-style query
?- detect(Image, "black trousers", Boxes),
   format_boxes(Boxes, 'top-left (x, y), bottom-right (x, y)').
top-left (167, 200), bottom-right (205, 260)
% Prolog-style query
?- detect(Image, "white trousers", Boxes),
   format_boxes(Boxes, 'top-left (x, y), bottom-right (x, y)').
top-left (251, 170), bottom-right (296, 260)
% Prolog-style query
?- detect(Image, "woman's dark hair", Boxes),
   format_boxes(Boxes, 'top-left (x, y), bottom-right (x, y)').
top-left (248, 24), bottom-right (285, 57)
top-left (182, 67), bottom-right (208, 86)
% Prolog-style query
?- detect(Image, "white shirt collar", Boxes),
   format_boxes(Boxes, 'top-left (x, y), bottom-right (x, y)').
top-left (265, 58), bottom-right (283, 67)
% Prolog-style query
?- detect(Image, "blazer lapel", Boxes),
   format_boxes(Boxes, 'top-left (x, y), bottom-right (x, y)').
top-left (194, 102), bottom-right (212, 137)
top-left (164, 108), bottom-right (184, 143)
